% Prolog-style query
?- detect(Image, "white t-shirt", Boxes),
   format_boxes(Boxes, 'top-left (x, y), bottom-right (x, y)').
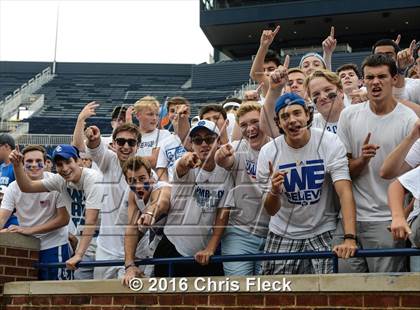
top-left (312, 113), bottom-right (338, 134)
top-left (42, 168), bottom-right (103, 236)
top-left (257, 128), bottom-right (350, 239)
top-left (393, 78), bottom-right (420, 105)
top-left (137, 129), bottom-right (171, 157)
top-left (164, 164), bottom-right (233, 256)
top-left (156, 134), bottom-right (187, 182)
top-left (337, 101), bottom-right (418, 221)
top-left (1, 172), bottom-right (69, 250)
top-left (87, 140), bottom-right (130, 259)
top-left (225, 139), bottom-right (271, 237)
top-left (398, 166), bottom-right (420, 222)
top-left (406, 139), bottom-right (420, 169)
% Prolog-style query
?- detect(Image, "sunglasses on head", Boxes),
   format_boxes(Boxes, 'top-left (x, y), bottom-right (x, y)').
top-left (115, 138), bottom-right (137, 147)
top-left (191, 135), bottom-right (217, 145)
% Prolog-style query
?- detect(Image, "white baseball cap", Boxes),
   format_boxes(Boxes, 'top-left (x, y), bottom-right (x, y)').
top-left (189, 120), bottom-right (220, 137)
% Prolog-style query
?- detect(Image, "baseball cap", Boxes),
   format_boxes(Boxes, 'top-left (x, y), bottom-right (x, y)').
top-left (0, 133), bottom-right (15, 149)
top-left (275, 92), bottom-right (306, 114)
top-left (111, 106), bottom-right (127, 120)
top-left (52, 144), bottom-right (80, 161)
top-left (189, 120), bottom-right (220, 137)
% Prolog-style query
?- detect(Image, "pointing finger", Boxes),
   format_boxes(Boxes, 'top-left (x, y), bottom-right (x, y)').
top-left (394, 34), bottom-right (401, 45)
top-left (256, 82), bottom-right (263, 93)
top-left (273, 25), bottom-right (280, 36)
top-left (409, 40), bottom-right (416, 53)
top-left (283, 55), bottom-right (290, 69)
top-left (330, 26), bottom-right (335, 38)
top-left (269, 161), bottom-right (274, 176)
top-left (363, 132), bottom-right (371, 145)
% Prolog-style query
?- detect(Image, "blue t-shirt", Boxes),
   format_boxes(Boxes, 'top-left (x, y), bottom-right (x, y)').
top-left (0, 163), bottom-right (15, 187)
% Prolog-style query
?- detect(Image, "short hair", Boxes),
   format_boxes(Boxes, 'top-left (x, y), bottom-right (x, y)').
top-left (111, 106), bottom-right (127, 120)
top-left (134, 96), bottom-right (160, 113)
top-left (22, 145), bottom-right (47, 161)
top-left (304, 70), bottom-right (343, 95)
top-left (264, 49), bottom-right (281, 67)
top-left (362, 53), bottom-right (398, 77)
top-left (122, 156), bottom-right (152, 177)
top-left (112, 123), bottom-right (142, 144)
top-left (287, 67), bottom-right (305, 76)
top-left (235, 102), bottom-right (261, 123)
top-left (336, 63), bottom-right (362, 80)
top-left (167, 96), bottom-right (190, 109)
top-left (372, 39), bottom-right (401, 54)
top-left (199, 104), bottom-right (227, 120)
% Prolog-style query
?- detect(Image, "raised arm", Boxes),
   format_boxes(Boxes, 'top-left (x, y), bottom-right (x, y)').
top-left (260, 56), bottom-right (289, 138)
top-left (322, 26), bottom-right (336, 71)
top-left (250, 25), bottom-right (280, 96)
top-left (122, 191), bottom-right (143, 286)
top-left (73, 101), bottom-right (99, 152)
top-left (380, 119), bottom-right (420, 179)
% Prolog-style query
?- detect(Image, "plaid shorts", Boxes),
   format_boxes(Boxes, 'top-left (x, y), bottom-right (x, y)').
top-left (261, 230), bottom-right (334, 275)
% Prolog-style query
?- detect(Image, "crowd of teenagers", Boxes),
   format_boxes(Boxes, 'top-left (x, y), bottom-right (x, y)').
top-left (0, 26), bottom-right (419, 284)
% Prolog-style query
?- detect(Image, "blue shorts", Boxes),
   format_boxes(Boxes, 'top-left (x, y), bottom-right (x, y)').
top-left (38, 243), bottom-right (73, 280)
top-left (4, 214), bottom-right (18, 228)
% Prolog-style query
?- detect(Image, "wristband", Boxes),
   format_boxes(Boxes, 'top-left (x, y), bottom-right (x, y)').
top-left (269, 189), bottom-right (281, 197)
top-left (125, 262), bottom-right (137, 270)
top-left (343, 234), bottom-right (356, 241)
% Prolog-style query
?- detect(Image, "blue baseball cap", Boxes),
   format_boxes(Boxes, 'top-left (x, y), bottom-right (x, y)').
top-left (52, 144), bottom-right (80, 161)
top-left (275, 92), bottom-right (306, 114)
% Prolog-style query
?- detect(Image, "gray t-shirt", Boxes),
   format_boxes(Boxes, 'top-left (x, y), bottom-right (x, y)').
top-left (164, 163), bottom-right (233, 256)
top-left (257, 128), bottom-right (349, 239)
top-left (225, 139), bottom-right (270, 237)
top-left (337, 101), bottom-right (417, 221)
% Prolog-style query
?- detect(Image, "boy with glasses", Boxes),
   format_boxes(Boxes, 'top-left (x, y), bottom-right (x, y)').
top-left (154, 120), bottom-right (232, 277)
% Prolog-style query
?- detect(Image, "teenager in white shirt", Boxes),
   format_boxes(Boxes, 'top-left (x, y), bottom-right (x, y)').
top-left (121, 156), bottom-right (170, 286)
top-left (305, 70), bottom-right (346, 134)
top-left (0, 145), bottom-right (71, 280)
top-left (337, 53), bottom-right (418, 272)
top-left (134, 96), bottom-right (171, 167)
top-left (8, 144), bottom-right (102, 274)
top-left (155, 120), bottom-right (233, 277)
top-left (215, 102), bottom-right (271, 275)
top-left (257, 90), bottom-right (357, 275)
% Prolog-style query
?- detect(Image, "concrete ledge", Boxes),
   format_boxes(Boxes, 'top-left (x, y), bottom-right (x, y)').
top-left (4, 273), bottom-right (420, 295)
top-left (0, 232), bottom-right (40, 250)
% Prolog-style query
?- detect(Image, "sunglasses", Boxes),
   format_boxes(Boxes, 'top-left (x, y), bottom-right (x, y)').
top-left (115, 138), bottom-right (137, 147)
top-left (191, 135), bottom-right (217, 145)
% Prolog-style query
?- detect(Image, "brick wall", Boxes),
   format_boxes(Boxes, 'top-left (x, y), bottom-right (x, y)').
top-left (0, 233), bottom-right (40, 295)
top-left (2, 292), bottom-right (420, 309)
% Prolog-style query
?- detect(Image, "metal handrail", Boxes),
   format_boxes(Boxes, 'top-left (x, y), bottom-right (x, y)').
top-left (36, 248), bottom-right (420, 276)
